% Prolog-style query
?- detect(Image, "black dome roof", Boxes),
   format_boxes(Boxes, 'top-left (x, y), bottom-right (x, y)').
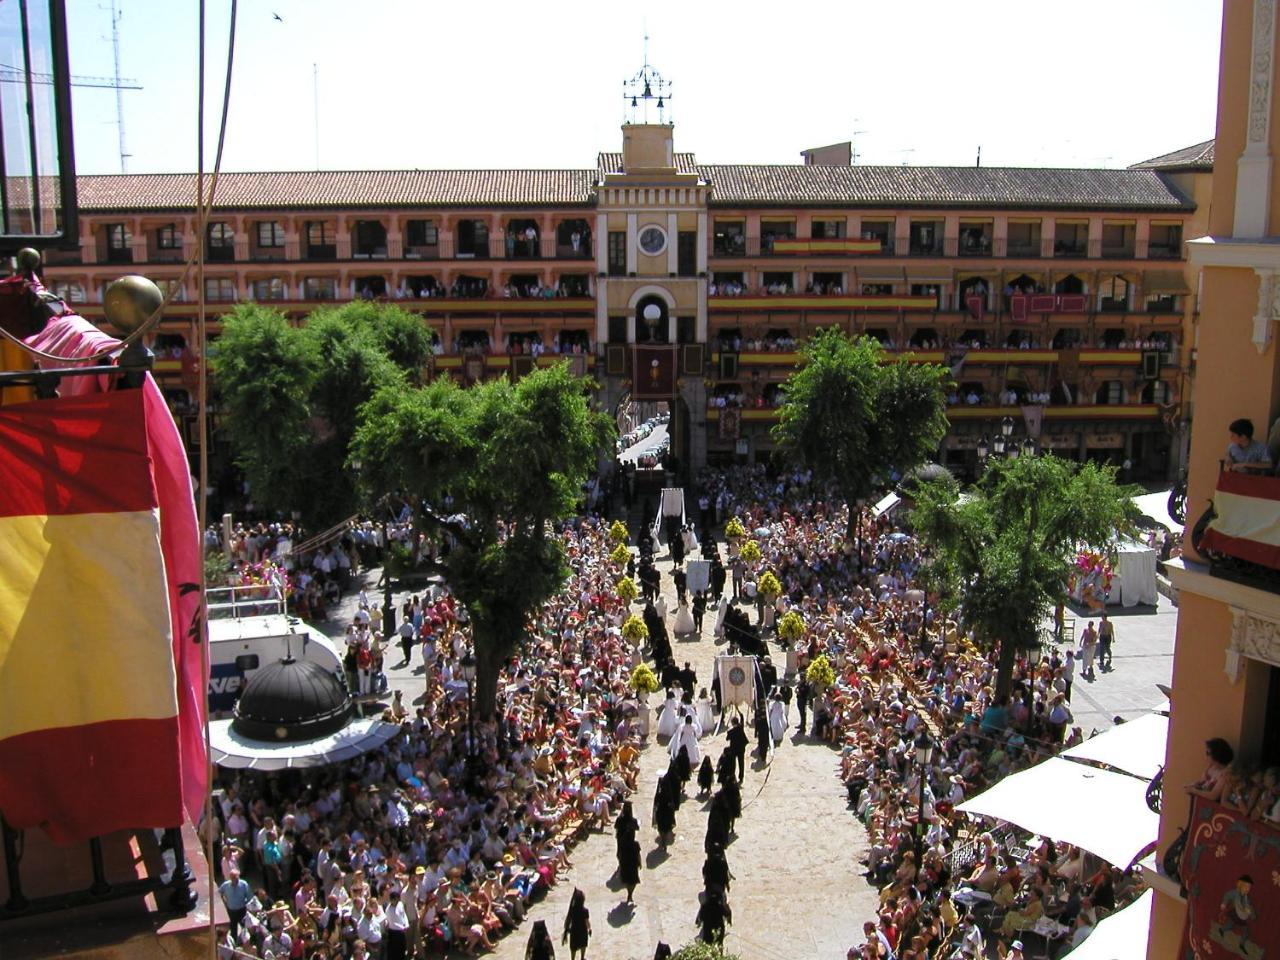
top-left (232, 658), bottom-right (351, 743)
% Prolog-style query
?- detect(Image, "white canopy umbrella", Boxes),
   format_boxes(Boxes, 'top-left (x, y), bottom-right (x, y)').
top-left (956, 757), bottom-right (1157, 867)
top-left (209, 715), bottom-right (403, 771)
top-left (1061, 712), bottom-right (1168, 782)
top-left (1132, 490), bottom-right (1178, 532)
top-left (1061, 889), bottom-right (1153, 958)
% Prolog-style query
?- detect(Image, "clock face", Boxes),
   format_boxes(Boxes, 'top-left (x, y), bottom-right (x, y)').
top-left (638, 225), bottom-right (667, 256)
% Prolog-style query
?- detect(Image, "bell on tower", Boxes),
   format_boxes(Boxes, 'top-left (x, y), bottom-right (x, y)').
top-left (622, 34), bottom-right (672, 126)
top-left (621, 35), bottom-right (675, 174)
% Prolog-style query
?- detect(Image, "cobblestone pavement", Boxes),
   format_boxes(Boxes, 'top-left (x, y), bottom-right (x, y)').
top-left (317, 529), bottom-right (1176, 959)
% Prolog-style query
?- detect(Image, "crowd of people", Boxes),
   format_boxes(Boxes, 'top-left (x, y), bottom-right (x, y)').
top-left (213, 517), bottom-right (647, 959)
top-left (692, 464), bottom-right (1146, 959)
top-left (207, 457), bottom-right (1151, 959)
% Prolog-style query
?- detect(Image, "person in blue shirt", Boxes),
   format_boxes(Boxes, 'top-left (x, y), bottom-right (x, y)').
top-left (218, 867), bottom-right (252, 940)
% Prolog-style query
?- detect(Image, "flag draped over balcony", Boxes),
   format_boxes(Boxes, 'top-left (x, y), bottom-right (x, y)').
top-left (0, 338), bottom-right (206, 843)
top-left (1181, 797), bottom-right (1280, 959)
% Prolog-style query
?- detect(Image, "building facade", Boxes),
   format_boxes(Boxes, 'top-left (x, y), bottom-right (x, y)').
top-left (1150, 1), bottom-right (1280, 957)
top-left (41, 124), bottom-right (1209, 479)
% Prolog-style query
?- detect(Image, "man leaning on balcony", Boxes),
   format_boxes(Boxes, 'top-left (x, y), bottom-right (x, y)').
top-left (1226, 418), bottom-right (1273, 473)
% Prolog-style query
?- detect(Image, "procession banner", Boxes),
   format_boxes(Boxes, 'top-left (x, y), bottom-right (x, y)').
top-left (1180, 796), bottom-right (1280, 960)
top-left (716, 654), bottom-right (757, 709)
top-left (686, 559), bottom-right (711, 594)
top-left (0, 385), bottom-right (206, 843)
top-left (633, 345), bottom-right (677, 400)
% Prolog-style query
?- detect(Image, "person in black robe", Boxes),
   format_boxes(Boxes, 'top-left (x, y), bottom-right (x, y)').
top-left (696, 756), bottom-right (714, 797)
top-left (526, 919), bottom-right (556, 960)
top-left (674, 744), bottom-right (692, 788)
top-left (754, 705), bottom-right (771, 760)
top-left (678, 662), bottom-right (698, 700)
top-left (709, 555), bottom-right (726, 600)
top-left (725, 716), bottom-right (749, 783)
top-left (616, 826), bottom-right (641, 905)
top-left (652, 774), bottom-right (676, 846)
top-left (721, 772), bottom-right (742, 825)
top-left (702, 842), bottom-right (732, 895)
top-left (673, 565), bottom-right (687, 604)
top-left (692, 591), bottom-right (707, 632)
top-left (670, 526), bottom-right (685, 566)
top-left (562, 888), bottom-right (591, 960)
top-left (704, 793), bottom-right (730, 854)
top-left (614, 801), bottom-right (639, 862)
top-left (795, 674), bottom-right (811, 736)
top-left (652, 944), bottom-right (672, 960)
top-left (695, 889), bottom-right (732, 946)
top-left (710, 670), bottom-right (722, 713)
top-left (715, 750), bottom-right (735, 788)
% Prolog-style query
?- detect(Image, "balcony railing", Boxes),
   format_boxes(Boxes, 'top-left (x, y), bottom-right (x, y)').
top-left (1147, 244), bottom-right (1181, 259)
top-left (206, 246), bottom-right (235, 263)
top-left (149, 247), bottom-right (183, 263)
top-left (1005, 242), bottom-right (1041, 258)
top-left (909, 241), bottom-right (945, 256)
top-left (1054, 241), bottom-right (1089, 257)
top-left (305, 243), bottom-right (337, 260)
top-left (104, 246), bottom-right (133, 264)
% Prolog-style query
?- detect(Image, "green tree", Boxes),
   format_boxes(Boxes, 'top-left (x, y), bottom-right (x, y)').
top-left (211, 301), bottom-right (432, 525)
top-left (909, 455), bottom-right (1138, 699)
top-left (349, 362), bottom-right (614, 717)
top-left (772, 328), bottom-right (950, 539)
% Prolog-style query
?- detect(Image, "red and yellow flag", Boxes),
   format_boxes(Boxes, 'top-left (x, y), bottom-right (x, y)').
top-left (0, 385), bottom-right (206, 844)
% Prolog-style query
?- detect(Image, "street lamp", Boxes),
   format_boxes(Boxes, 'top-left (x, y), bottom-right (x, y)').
top-left (1022, 437), bottom-right (1038, 458)
top-left (459, 648), bottom-right (478, 780)
top-left (1000, 416), bottom-right (1015, 440)
top-left (914, 729), bottom-right (934, 868)
top-left (976, 435), bottom-right (990, 463)
top-left (992, 434), bottom-right (1006, 457)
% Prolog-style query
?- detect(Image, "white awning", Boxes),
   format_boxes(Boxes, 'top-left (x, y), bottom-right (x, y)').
top-left (956, 757), bottom-right (1157, 867)
top-left (1061, 889), bottom-right (1153, 959)
top-left (873, 492), bottom-right (901, 518)
top-left (1062, 712), bottom-right (1168, 782)
top-left (1131, 490), bottom-right (1178, 532)
top-left (209, 716), bottom-right (403, 771)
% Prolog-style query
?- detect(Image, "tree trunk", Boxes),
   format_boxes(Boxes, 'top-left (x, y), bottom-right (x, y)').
top-left (473, 625), bottom-right (511, 720)
top-left (993, 632), bottom-right (1019, 702)
top-left (846, 500), bottom-right (858, 543)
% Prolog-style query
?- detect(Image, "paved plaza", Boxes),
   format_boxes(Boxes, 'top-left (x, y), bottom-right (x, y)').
top-left (318, 524), bottom-right (1175, 959)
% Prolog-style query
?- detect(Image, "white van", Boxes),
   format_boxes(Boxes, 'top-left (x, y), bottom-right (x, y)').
top-left (206, 585), bottom-right (345, 715)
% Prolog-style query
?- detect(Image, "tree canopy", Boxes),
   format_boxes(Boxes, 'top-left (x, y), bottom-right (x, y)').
top-left (909, 454), bottom-right (1139, 698)
top-left (350, 361), bottom-right (614, 715)
top-left (211, 301), bottom-right (434, 525)
top-left (772, 328), bottom-right (950, 536)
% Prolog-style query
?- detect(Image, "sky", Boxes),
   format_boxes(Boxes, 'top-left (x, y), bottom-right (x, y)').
top-left (64, 0), bottom-right (1224, 176)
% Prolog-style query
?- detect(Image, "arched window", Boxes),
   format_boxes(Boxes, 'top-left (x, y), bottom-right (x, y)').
top-left (1054, 273), bottom-right (1084, 295)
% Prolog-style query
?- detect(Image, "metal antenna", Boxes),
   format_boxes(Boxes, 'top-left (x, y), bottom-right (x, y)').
top-left (108, 0), bottom-right (128, 171)
top-left (851, 121), bottom-right (867, 164)
top-left (313, 63), bottom-right (320, 170)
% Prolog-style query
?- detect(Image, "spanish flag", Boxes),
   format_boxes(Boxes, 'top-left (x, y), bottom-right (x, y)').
top-left (0, 383), bottom-right (206, 844)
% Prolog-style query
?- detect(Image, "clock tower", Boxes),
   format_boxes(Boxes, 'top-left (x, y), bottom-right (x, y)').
top-left (595, 60), bottom-right (711, 476)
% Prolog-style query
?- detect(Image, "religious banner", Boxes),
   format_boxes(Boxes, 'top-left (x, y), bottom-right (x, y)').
top-left (1181, 797), bottom-right (1280, 960)
top-left (1021, 404), bottom-right (1045, 440)
top-left (716, 654), bottom-right (757, 709)
top-left (0, 385), bottom-right (207, 843)
top-left (633, 345), bottom-right (677, 400)
top-left (719, 405), bottom-right (741, 440)
top-left (965, 294), bottom-right (986, 320)
top-left (686, 559), bottom-right (711, 595)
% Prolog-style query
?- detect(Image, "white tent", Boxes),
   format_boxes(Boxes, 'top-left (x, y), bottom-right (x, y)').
top-left (210, 715), bottom-right (403, 771)
top-left (956, 757), bottom-right (1157, 867)
top-left (873, 492), bottom-right (901, 519)
top-left (1061, 712), bottom-right (1169, 782)
top-left (1111, 538), bottom-right (1159, 607)
top-left (1060, 889), bottom-right (1153, 958)
top-left (1132, 490), bottom-right (1178, 533)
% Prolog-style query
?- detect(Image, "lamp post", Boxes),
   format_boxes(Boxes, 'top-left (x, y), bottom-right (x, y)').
top-left (460, 648), bottom-right (478, 781)
top-left (914, 729), bottom-right (934, 868)
top-left (976, 435), bottom-right (990, 464)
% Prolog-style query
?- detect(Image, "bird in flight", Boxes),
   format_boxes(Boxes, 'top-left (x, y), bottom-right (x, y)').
top-left (273, 12), bottom-right (284, 21)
